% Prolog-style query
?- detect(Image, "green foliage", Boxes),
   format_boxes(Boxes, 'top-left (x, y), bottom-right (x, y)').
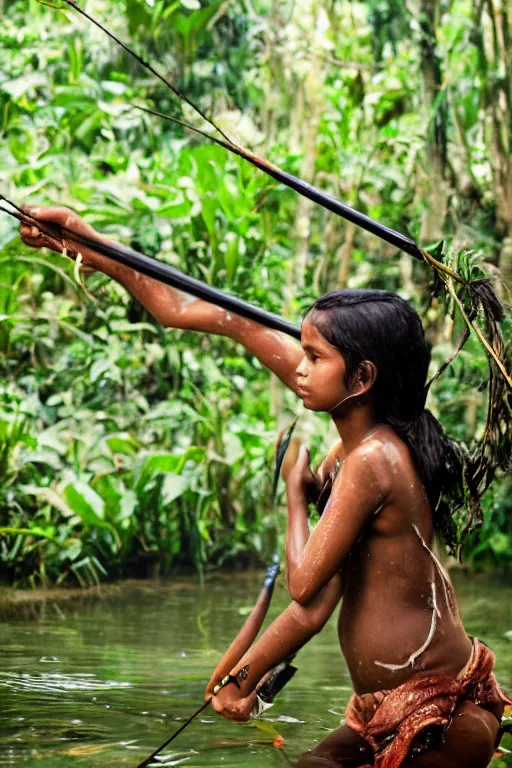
top-left (0, 0), bottom-right (510, 586)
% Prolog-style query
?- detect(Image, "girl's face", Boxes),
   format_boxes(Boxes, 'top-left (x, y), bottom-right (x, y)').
top-left (295, 318), bottom-right (349, 412)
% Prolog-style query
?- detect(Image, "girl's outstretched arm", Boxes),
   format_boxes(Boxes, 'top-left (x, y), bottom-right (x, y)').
top-left (209, 572), bottom-right (343, 721)
top-left (19, 206), bottom-right (303, 392)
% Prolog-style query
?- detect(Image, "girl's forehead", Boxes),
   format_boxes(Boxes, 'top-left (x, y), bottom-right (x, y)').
top-left (301, 319), bottom-right (333, 349)
top-left (301, 318), bottom-right (323, 339)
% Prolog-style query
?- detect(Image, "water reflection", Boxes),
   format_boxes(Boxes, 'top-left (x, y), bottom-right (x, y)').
top-left (0, 573), bottom-right (511, 766)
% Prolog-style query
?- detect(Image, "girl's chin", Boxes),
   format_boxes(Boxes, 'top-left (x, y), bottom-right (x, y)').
top-left (300, 394), bottom-right (325, 412)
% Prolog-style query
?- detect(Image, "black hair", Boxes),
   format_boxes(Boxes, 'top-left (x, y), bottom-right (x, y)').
top-left (307, 288), bottom-right (469, 550)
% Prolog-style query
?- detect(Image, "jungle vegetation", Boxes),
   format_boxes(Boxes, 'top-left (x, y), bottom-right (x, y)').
top-left (0, 0), bottom-right (511, 587)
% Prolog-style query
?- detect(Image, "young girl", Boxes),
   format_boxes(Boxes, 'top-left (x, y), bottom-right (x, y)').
top-left (20, 207), bottom-right (510, 767)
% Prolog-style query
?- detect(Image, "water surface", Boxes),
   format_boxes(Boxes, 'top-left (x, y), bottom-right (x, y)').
top-left (1, 573), bottom-right (511, 766)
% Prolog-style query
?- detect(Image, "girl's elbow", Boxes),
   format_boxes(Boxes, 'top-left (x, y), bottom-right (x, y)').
top-left (289, 598), bottom-right (328, 634)
top-left (288, 581), bottom-right (313, 606)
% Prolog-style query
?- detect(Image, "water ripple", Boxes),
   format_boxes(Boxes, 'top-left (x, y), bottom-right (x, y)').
top-left (0, 672), bottom-right (133, 694)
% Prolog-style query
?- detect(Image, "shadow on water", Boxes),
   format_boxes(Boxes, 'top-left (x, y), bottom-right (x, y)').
top-left (0, 573), bottom-right (511, 767)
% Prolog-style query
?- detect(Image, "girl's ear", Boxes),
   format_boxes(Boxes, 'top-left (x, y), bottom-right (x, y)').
top-left (352, 360), bottom-right (377, 397)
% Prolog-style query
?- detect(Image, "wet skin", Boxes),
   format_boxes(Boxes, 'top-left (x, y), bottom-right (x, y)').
top-left (19, 208), bottom-right (501, 766)
top-left (281, 322), bottom-right (474, 691)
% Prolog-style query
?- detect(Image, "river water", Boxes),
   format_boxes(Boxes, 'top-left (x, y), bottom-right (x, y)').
top-left (1, 573), bottom-right (511, 767)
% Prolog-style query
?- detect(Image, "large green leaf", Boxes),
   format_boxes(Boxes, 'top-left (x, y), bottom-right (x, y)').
top-left (161, 473), bottom-right (189, 505)
top-left (135, 447), bottom-right (204, 493)
top-left (64, 481), bottom-right (106, 524)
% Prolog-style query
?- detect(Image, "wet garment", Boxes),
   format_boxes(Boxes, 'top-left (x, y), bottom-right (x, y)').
top-left (345, 639), bottom-right (511, 768)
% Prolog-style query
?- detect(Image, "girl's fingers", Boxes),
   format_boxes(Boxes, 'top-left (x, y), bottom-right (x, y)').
top-left (297, 445), bottom-right (310, 467)
top-left (21, 230), bottom-right (66, 254)
top-left (22, 205), bottom-right (73, 225)
top-left (211, 693), bottom-right (254, 722)
top-left (211, 696), bottom-right (224, 714)
top-left (20, 225), bottom-right (41, 239)
top-left (22, 205), bottom-right (96, 239)
top-left (233, 693), bottom-right (257, 721)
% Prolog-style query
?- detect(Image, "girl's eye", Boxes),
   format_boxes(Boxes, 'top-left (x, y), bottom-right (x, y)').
top-left (309, 352), bottom-right (319, 362)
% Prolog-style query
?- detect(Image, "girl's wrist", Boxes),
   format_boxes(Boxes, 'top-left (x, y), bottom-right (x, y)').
top-left (285, 478), bottom-right (298, 492)
top-left (286, 482), bottom-right (307, 503)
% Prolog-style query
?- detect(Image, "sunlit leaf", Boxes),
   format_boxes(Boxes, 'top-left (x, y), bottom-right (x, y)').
top-left (64, 481), bottom-right (106, 523)
top-left (161, 473), bottom-right (189, 505)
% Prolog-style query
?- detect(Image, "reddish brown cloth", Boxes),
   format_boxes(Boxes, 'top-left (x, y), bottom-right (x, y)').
top-left (345, 639), bottom-right (511, 768)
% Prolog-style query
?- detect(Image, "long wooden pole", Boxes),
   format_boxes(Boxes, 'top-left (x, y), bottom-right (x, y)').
top-left (0, 199), bottom-right (301, 340)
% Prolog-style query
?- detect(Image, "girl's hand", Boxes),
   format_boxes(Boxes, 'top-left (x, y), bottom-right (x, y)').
top-left (19, 205), bottom-right (106, 272)
top-left (210, 683), bottom-right (257, 722)
top-left (286, 445), bottom-right (319, 503)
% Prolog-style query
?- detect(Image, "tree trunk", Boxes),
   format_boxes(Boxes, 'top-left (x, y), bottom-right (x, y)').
top-left (418, 0), bottom-right (449, 242)
top-left (485, 0), bottom-right (512, 290)
top-left (499, 238), bottom-right (512, 296)
top-left (292, 46), bottom-right (324, 290)
top-left (337, 221), bottom-right (356, 288)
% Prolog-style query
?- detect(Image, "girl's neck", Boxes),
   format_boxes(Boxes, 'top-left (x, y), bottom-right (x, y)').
top-left (331, 405), bottom-right (380, 455)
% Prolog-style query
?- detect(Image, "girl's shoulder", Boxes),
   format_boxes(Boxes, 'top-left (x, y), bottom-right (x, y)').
top-left (348, 426), bottom-right (424, 504)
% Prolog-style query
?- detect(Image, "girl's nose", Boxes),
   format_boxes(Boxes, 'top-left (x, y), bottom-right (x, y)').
top-left (295, 356), bottom-right (308, 377)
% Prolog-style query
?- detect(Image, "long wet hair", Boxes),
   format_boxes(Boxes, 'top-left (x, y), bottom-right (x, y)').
top-left (307, 288), bottom-right (503, 552)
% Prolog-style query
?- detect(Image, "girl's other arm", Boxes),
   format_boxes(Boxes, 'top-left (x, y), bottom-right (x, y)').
top-left (210, 572), bottom-right (343, 720)
top-left (19, 206), bottom-right (303, 392)
top-left (283, 443), bottom-right (345, 589)
top-left (286, 440), bottom-right (390, 605)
